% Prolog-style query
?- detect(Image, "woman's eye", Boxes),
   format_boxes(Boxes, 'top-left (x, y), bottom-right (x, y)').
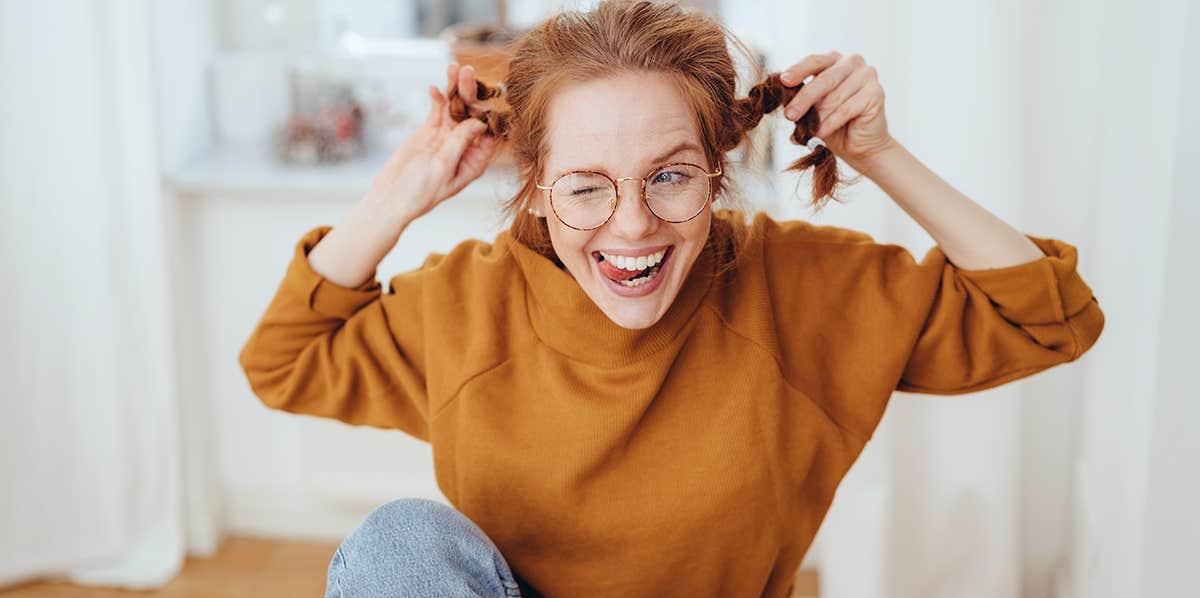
top-left (652, 170), bottom-right (687, 185)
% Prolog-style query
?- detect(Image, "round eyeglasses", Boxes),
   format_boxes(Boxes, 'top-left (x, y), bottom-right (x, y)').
top-left (535, 162), bottom-right (723, 231)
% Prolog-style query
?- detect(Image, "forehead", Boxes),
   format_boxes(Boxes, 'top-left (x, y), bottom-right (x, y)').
top-left (543, 71), bottom-right (703, 175)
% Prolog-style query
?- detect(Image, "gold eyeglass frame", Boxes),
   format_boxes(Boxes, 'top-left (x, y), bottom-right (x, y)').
top-left (535, 162), bottom-right (724, 231)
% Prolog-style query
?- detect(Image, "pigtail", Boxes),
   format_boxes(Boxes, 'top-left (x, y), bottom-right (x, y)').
top-left (734, 72), bottom-right (845, 210)
top-left (447, 77), bottom-right (513, 140)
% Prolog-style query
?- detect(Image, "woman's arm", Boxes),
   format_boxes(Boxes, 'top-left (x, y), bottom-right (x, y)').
top-left (845, 139), bottom-right (1045, 271)
top-left (780, 52), bottom-right (1044, 270)
top-left (308, 63), bottom-right (496, 288)
top-left (238, 63), bottom-right (499, 436)
top-left (307, 193), bottom-right (414, 288)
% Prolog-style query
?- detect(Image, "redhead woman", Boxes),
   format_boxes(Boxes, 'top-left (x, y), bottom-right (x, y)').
top-left (238, 1), bottom-right (1105, 596)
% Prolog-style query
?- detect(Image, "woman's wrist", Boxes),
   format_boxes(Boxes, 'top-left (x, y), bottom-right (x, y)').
top-left (843, 136), bottom-right (904, 180)
top-left (358, 190), bottom-right (417, 239)
top-left (307, 194), bottom-right (413, 289)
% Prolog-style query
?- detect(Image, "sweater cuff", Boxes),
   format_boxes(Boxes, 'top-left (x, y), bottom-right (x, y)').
top-left (955, 235), bottom-right (1096, 326)
top-left (283, 225), bottom-right (382, 319)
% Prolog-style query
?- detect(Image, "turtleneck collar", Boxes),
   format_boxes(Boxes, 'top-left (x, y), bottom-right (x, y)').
top-left (505, 232), bottom-right (716, 368)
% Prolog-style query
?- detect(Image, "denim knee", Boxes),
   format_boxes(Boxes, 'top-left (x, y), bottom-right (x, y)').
top-left (352, 497), bottom-right (465, 545)
top-left (325, 498), bottom-right (521, 598)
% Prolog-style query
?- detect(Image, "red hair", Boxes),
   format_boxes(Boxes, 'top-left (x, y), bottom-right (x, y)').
top-left (448, 0), bottom-right (850, 277)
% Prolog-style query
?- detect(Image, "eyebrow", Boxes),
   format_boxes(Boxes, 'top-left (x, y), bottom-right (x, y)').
top-left (648, 140), bottom-right (704, 166)
top-left (545, 140), bottom-right (706, 183)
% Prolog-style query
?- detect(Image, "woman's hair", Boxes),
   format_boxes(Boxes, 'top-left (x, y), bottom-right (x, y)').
top-left (446, 0), bottom-right (848, 278)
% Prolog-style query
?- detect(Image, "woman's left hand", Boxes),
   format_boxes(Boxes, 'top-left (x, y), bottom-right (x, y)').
top-left (779, 51), bottom-right (895, 169)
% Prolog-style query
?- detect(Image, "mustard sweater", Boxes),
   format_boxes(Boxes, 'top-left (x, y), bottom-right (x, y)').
top-left (238, 209), bottom-right (1104, 598)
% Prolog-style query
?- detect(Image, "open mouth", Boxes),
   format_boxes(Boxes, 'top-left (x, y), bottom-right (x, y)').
top-left (592, 246), bottom-right (674, 292)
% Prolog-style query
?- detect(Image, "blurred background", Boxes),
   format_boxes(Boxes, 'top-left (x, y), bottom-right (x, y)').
top-left (1, 0), bottom-right (1197, 597)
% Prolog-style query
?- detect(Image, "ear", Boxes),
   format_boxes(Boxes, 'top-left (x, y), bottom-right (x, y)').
top-left (525, 171), bottom-right (551, 218)
top-left (525, 193), bottom-right (548, 218)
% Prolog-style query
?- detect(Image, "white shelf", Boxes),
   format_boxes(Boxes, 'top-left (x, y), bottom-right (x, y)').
top-left (164, 143), bottom-right (789, 218)
top-left (164, 143), bottom-right (521, 202)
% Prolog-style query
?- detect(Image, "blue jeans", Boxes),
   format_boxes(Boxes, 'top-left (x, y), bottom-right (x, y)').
top-left (325, 498), bottom-right (524, 597)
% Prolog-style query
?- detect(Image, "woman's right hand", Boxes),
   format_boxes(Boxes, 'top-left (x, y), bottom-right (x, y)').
top-left (366, 63), bottom-right (500, 225)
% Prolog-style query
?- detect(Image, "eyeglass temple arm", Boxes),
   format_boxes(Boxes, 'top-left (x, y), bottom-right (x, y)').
top-left (536, 167), bottom-right (722, 188)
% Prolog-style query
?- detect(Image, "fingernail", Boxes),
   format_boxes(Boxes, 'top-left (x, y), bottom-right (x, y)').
top-left (785, 109), bottom-right (797, 120)
top-left (780, 73), bottom-right (793, 85)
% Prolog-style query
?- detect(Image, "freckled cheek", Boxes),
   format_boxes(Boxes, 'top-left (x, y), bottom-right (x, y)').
top-left (673, 219), bottom-right (709, 249)
top-left (547, 224), bottom-right (598, 269)
top-left (673, 220), bottom-right (711, 274)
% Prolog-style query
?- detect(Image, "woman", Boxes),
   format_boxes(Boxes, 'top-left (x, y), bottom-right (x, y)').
top-left (238, 1), bottom-right (1104, 596)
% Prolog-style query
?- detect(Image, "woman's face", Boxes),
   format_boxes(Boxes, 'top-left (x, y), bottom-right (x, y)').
top-left (535, 71), bottom-right (714, 329)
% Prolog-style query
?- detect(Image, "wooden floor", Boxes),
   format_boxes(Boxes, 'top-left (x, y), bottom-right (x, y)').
top-left (0, 537), bottom-right (336, 597)
top-left (0, 537), bottom-right (820, 597)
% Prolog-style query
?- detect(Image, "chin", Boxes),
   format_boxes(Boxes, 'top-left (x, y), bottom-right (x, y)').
top-left (597, 301), bottom-right (671, 330)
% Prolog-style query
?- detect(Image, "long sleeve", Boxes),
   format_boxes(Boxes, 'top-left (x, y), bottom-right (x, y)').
top-left (238, 225), bottom-right (433, 440)
top-left (758, 213), bottom-right (1105, 439)
top-left (895, 236), bottom-right (1104, 394)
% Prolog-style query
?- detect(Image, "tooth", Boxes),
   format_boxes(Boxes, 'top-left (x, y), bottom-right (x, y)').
top-left (625, 258), bottom-right (639, 271)
top-left (636, 256), bottom-right (648, 270)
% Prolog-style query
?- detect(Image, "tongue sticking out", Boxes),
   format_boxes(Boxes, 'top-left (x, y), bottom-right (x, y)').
top-left (598, 257), bottom-right (647, 281)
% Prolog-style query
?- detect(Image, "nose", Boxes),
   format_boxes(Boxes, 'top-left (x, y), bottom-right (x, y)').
top-left (606, 177), bottom-right (659, 239)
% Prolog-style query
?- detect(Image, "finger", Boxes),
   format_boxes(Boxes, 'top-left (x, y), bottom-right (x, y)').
top-left (815, 84), bottom-right (874, 140)
top-left (784, 52), bottom-right (862, 120)
top-left (446, 62), bottom-right (461, 97)
top-left (447, 135), bottom-right (498, 192)
top-left (467, 134), bottom-right (498, 168)
top-left (435, 118), bottom-right (488, 169)
top-left (779, 50), bottom-right (841, 87)
top-left (813, 65), bottom-right (874, 122)
top-left (458, 64), bottom-right (478, 103)
top-left (425, 85), bottom-right (446, 128)
top-left (444, 134), bottom-right (497, 196)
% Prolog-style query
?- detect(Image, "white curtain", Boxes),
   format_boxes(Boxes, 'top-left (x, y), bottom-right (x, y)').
top-left (0, 0), bottom-right (217, 589)
top-left (750, 0), bottom-right (1196, 596)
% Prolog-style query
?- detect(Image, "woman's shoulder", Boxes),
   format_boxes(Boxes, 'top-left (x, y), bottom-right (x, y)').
top-left (386, 230), bottom-right (523, 296)
top-left (712, 208), bottom-right (877, 248)
top-left (710, 208), bottom-right (921, 287)
top-left (709, 208), bottom-right (896, 277)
